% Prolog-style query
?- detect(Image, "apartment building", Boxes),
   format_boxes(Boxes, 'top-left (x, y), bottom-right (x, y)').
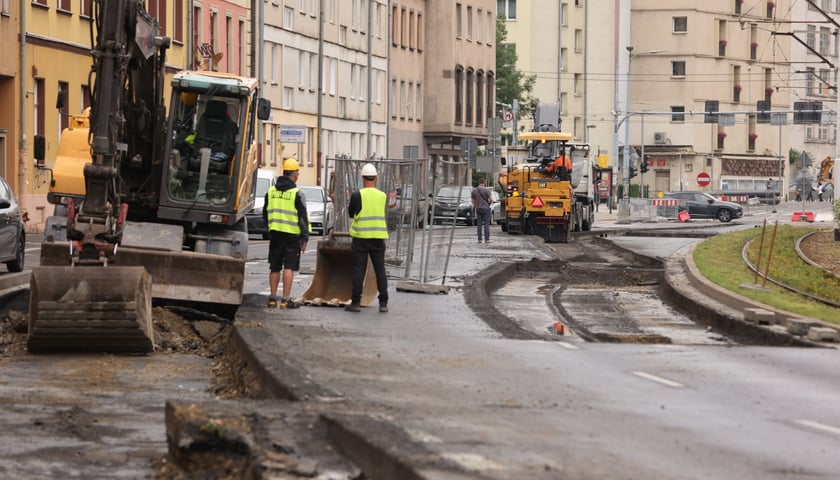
top-left (191, 1), bottom-right (250, 75)
top-left (629, 0), bottom-right (792, 196)
top-left (501, 0), bottom-right (616, 159)
top-left (423, 0), bottom-right (495, 184)
top-left (262, 0), bottom-right (389, 186)
top-left (789, 0), bottom-right (839, 190)
top-left (388, 0), bottom-right (426, 160)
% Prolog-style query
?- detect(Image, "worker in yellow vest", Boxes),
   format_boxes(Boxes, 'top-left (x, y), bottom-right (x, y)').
top-left (263, 158), bottom-right (309, 308)
top-left (345, 163), bottom-right (389, 313)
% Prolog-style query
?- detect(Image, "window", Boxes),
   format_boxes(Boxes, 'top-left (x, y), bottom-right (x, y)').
top-left (80, 0), bottom-right (92, 18)
top-left (806, 67), bottom-right (815, 96)
top-left (476, 72), bottom-right (484, 127)
top-left (58, 81), bottom-right (69, 134)
top-left (466, 69), bottom-right (474, 125)
top-left (391, 5), bottom-right (399, 45)
top-left (408, 82), bottom-right (414, 119)
top-left (360, 66), bottom-right (366, 101)
top-left (477, 9), bottom-right (482, 43)
top-left (671, 106), bottom-right (685, 123)
top-left (486, 73), bottom-right (494, 120)
top-left (673, 16), bottom-right (687, 33)
top-left (81, 84), bottom-right (91, 110)
top-left (573, 73), bottom-right (581, 95)
top-left (284, 6), bottom-right (294, 29)
top-left (561, 3), bottom-right (568, 26)
top-left (375, 2), bottom-right (382, 37)
top-left (560, 92), bottom-right (567, 114)
top-left (409, 11), bottom-right (415, 49)
top-left (271, 44), bottom-right (279, 83)
top-left (400, 80), bottom-right (406, 119)
top-left (456, 3), bottom-right (462, 38)
top-left (148, 0), bottom-right (166, 35)
top-left (376, 70), bottom-right (383, 104)
top-left (339, 97), bottom-right (346, 118)
top-left (330, 58), bottom-right (337, 95)
top-left (497, 0), bottom-right (516, 20)
top-left (35, 78), bottom-right (45, 136)
top-left (820, 27), bottom-right (830, 55)
top-left (2, 0), bottom-right (11, 14)
top-left (418, 13), bottom-right (425, 51)
top-left (173, 0), bottom-right (183, 43)
top-left (486, 11), bottom-right (492, 44)
top-left (671, 61), bottom-right (686, 77)
top-left (734, 0), bottom-right (741, 14)
top-left (350, 64), bottom-right (357, 99)
top-left (330, 0), bottom-right (336, 22)
top-left (31, 0), bottom-right (46, 6)
top-left (820, 68), bottom-right (831, 96)
top-left (283, 86), bottom-right (294, 109)
top-left (390, 78), bottom-right (397, 117)
top-left (416, 82), bottom-right (422, 120)
top-left (401, 7), bottom-right (407, 46)
top-left (58, 0), bottom-right (69, 12)
top-left (574, 29), bottom-right (582, 52)
top-left (299, 51), bottom-right (307, 88)
top-left (806, 25), bottom-right (816, 50)
top-left (467, 6), bottom-right (472, 40)
top-left (455, 66), bottom-right (464, 124)
top-left (226, 15), bottom-right (233, 72)
top-left (339, 25), bottom-right (347, 45)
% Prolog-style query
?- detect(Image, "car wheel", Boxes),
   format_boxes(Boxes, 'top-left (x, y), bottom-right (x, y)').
top-left (5, 232), bottom-right (24, 273)
top-left (717, 209), bottom-right (733, 223)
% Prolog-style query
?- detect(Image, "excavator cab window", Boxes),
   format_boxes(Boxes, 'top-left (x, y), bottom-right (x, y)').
top-left (168, 92), bottom-right (244, 205)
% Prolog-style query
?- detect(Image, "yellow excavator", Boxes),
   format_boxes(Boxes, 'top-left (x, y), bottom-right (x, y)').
top-left (818, 156), bottom-right (835, 184)
top-left (29, 0), bottom-right (270, 353)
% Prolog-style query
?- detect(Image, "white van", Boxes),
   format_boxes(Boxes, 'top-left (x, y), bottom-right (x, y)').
top-left (247, 168), bottom-right (276, 239)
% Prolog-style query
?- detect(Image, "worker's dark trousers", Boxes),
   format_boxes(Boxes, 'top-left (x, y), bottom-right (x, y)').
top-left (476, 207), bottom-right (491, 241)
top-left (350, 237), bottom-right (388, 306)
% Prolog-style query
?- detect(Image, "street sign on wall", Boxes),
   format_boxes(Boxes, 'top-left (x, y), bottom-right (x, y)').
top-left (697, 172), bottom-right (711, 187)
top-left (279, 125), bottom-right (306, 143)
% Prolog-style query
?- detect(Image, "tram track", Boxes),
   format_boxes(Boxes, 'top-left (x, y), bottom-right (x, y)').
top-left (742, 233), bottom-right (840, 309)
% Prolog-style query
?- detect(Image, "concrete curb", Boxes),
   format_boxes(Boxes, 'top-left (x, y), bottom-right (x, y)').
top-left (664, 243), bottom-right (832, 347)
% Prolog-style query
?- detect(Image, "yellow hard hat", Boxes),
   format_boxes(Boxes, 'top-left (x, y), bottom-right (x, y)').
top-left (283, 158), bottom-right (300, 172)
top-left (180, 91), bottom-right (198, 106)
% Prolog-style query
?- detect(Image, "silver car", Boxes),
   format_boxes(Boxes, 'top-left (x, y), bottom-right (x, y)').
top-left (299, 185), bottom-right (335, 235)
top-left (0, 177), bottom-right (25, 272)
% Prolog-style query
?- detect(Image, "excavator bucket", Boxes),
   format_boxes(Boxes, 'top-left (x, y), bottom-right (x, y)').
top-left (28, 266), bottom-right (154, 353)
top-left (302, 235), bottom-right (377, 306)
top-left (29, 241), bottom-right (246, 353)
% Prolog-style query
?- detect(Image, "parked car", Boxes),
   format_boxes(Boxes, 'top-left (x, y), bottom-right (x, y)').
top-left (489, 190), bottom-right (504, 224)
top-left (246, 168), bottom-right (275, 239)
top-left (662, 191), bottom-right (744, 222)
top-left (299, 185), bottom-right (335, 236)
top-left (430, 185), bottom-right (475, 225)
top-left (388, 184), bottom-right (427, 229)
top-left (0, 176), bottom-right (25, 272)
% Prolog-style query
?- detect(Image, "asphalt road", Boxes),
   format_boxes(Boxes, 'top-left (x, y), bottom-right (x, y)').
top-left (241, 200), bottom-right (840, 479)
top-left (2, 199), bottom-right (837, 479)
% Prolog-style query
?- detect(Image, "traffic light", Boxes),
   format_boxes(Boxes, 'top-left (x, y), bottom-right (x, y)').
top-left (640, 155), bottom-right (650, 174)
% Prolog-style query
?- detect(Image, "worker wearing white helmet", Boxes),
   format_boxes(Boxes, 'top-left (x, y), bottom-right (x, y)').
top-left (345, 163), bottom-right (389, 313)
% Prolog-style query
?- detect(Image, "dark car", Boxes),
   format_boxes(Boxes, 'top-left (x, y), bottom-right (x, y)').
top-left (430, 185), bottom-right (475, 225)
top-left (663, 191), bottom-right (743, 222)
top-left (388, 184), bottom-right (427, 228)
top-left (0, 176), bottom-right (25, 272)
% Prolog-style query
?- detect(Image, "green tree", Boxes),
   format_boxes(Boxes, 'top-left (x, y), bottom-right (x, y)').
top-left (495, 16), bottom-right (536, 120)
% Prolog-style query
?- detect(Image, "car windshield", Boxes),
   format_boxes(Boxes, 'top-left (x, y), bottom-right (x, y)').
top-left (437, 186), bottom-right (470, 200)
top-left (300, 186), bottom-right (324, 202)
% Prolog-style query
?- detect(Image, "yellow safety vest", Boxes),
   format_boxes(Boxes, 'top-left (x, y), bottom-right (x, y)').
top-left (350, 188), bottom-right (389, 239)
top-left (266, 186), bottom-right (301, 234)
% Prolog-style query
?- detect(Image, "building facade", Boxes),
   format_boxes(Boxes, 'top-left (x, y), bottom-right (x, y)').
top-left (629, 0), bottom-right (792, 197)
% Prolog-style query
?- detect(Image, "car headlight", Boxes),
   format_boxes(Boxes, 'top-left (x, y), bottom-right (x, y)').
top-left (310, 211), bottom-right (324, 219)
top-left (459, 202), bottom-right (472, 209)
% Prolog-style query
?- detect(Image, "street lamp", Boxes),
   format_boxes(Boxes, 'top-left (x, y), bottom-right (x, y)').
top-left (618, 45), bottom-right (634, 224)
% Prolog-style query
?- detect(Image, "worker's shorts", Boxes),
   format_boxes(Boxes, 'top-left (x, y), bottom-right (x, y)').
top-left (268, 231), bottom-right (302, 272)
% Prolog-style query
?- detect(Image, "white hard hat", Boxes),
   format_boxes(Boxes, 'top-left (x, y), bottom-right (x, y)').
top-left (361, 163), bottom-right (377, 177)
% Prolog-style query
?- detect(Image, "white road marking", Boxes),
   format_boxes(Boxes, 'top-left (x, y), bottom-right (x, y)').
top-left (631, 371), bottom-right (684, 388)
top-left (796, 419), bottom-right (840, 436)
top-left (557, 342), bottom-right (579, 350)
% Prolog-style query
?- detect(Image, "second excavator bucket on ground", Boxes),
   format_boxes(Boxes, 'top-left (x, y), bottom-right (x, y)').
top-left (28, 266), bottom-right (154, 353)
top-left (302, 235), bottom-right (377, 306)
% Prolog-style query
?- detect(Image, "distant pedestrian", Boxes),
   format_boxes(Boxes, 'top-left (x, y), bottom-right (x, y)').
top-left (794, 187), bottom-right (802, 202)
top-left (345, 163), bottom-right (389, 313)
top-left (825, 183), bottom-right (835, 202)
top-left (471, 177), bottom-right (493, 243)
top-left (818, 182), bottom-right (825, 202)
top-left (806, 184), bottom-right (815, 202)
top-left (264, 158), bottom-right (309, 309)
